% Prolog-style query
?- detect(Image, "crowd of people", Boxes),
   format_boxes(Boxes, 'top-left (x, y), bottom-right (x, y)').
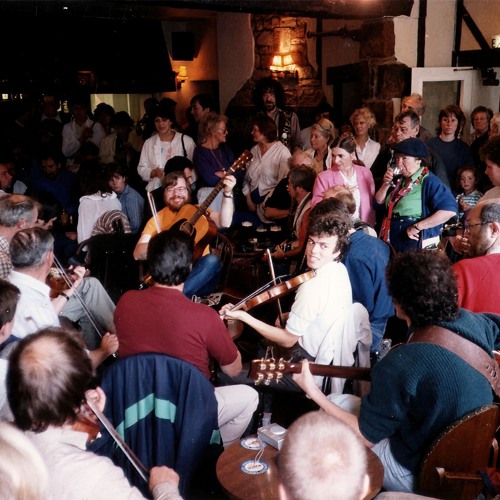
top-left (0, 82), bottom-right (499, 499)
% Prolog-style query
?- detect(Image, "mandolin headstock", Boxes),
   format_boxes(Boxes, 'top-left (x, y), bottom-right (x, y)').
top-left (248, 358), bottom-right (300, 385)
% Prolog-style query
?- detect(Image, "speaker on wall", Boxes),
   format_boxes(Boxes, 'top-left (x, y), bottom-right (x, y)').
top-left (171, 32), bottom-right (195, 61)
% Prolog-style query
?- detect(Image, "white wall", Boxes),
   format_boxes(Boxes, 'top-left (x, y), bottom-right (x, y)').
top-left (217, 13), bottom-right (254, 114)
top-left (394, 1), bottom-right (418, 67)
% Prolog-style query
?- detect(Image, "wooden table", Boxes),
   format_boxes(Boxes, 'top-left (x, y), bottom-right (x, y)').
top-left (216, 437), bottom-right (384, 499)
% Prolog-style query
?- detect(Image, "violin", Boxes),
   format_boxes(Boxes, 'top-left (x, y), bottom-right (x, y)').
top-left (73, 403), bottom-right (101, 444)
top-left (46, 267), bottom-right (77, 299)
top-left (230, 270), bottom-right (316, 313)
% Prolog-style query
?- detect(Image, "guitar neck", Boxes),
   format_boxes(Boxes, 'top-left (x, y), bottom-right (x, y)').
top-left (249, 358), bottom-right (371, 384)
top-left (189, 150), bottom-right (252, 225)
top-left (291, 362), bottom-right (372, 381)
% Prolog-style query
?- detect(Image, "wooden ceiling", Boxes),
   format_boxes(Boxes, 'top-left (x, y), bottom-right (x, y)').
top-left (0, 0), bottom-right (414, 21)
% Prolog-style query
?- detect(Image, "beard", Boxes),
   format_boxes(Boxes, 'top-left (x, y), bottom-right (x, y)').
top-left (265, 101), bottom-right (276, 112)
top-left (166, 196), bottom-right (188, 212)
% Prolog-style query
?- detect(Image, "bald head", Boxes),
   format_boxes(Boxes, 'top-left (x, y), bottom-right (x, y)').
top-left (289, 151), bottom-right (315, 169)
top-left (7, 328), bottom-right (93, 432)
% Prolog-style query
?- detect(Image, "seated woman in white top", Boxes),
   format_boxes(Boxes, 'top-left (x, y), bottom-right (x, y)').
top-left (243, 115), bottom-right (291, 213)
top-left (76, 161), bottom-right (123, 243)
top-left (350, 107), bottom-right (380, 170)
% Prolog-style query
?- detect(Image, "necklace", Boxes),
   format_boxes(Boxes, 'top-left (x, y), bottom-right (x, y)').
top-left (210, 147), bottom-right (226, 171)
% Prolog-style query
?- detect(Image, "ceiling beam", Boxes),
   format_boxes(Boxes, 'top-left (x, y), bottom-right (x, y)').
top-left (0, 0), bottom-right (414, 20)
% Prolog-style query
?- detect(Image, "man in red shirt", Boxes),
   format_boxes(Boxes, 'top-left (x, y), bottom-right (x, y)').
top-left (116, 228), bottom-right (258, 447)
top-left (453, 199), bottom-right (500, 314)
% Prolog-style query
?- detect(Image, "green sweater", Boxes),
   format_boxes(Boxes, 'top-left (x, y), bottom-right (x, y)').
top-left (359, 309), bottom-right (500, 471)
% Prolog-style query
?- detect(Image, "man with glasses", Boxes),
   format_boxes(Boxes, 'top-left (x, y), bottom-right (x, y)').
top-left (133, 171), bottom-right (236, 298)
top-left (370, 111), bottom-right (449, 192)
top-left (453, 199), bottom-right (500, 314)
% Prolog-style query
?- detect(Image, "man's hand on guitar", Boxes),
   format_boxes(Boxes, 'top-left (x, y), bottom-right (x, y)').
top-left (222, 174), bottom-right (236, 194)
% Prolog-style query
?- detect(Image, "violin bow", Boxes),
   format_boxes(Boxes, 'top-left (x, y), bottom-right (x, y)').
top-left (266, 248), bottom-right (285, 327)
top-left (86, 397), bottom-right (150, 483)
top-left (52, 256), bottom-right (117, 357)
top-left (147, 191), bottom-right (161, 234)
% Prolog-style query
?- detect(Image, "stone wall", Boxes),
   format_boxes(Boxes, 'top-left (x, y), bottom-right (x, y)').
top-left (226, 14), bottom-right (326, 134)
top-left (226, 14), bottom-right (410, 149)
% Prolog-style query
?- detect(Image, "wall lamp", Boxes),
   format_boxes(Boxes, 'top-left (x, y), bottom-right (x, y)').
top-left (176, 66), bottom-right (188, 89)
top-left (270, 54), bottom-right (298, 80)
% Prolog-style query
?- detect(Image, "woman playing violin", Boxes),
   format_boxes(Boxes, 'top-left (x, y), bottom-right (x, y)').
top-left (220, 200), bottom-right (354, 389)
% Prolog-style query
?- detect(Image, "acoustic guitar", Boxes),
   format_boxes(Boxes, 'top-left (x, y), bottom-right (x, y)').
top-left (169, 150), bottom-right (252, 261)
top-left (248, 357), bottom-right (371, 385)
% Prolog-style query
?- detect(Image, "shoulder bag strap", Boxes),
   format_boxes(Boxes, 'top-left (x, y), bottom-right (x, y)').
top-left (410, 325), bottom-right (500, 398)
top-left (181, 133), bottom-right (187, 158)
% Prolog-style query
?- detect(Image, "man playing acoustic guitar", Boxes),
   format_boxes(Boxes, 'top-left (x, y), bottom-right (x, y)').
top-left (133, 170), bottom-right (236, 299)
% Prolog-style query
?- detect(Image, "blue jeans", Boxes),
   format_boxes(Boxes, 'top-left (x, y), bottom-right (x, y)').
top-left (328, 394), bottom-right (415, 493)
top-left (372, 438), bottom-right (415, 493)
top-left (183, 253), bottom-right (221, 299)
top-left (389, 217), bottom-right (420, 253)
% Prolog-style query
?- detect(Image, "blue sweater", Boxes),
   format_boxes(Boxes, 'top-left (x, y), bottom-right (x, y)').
top-left (342, 230), bottom-right (394, 349)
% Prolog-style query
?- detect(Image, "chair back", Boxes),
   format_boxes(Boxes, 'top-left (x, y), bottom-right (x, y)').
top-left (91, 209), bottom-right (131, 236)
top-left (88, 353), bottom-right (222, 498)
top-left (76, 232), bottom-right (140, 301)
top-left (210, 232), bottom-right (233, 292)
top-left (419, 404), bottom-right (500, 499)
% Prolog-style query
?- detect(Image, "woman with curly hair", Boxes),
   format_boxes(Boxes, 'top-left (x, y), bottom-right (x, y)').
top-left (350, 107), bottom-right (380, 170)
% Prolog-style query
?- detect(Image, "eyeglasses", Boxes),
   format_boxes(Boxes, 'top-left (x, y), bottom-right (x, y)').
top-left (165, 186), bottom-right (188, 194)
top-left (463, 221), bottom-right (489, 232)
top-left (216, 128), bottom-right (228, 134)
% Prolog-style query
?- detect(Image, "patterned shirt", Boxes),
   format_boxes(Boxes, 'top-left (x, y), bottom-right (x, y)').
top-left (0, 236), bottom-right (12, 280)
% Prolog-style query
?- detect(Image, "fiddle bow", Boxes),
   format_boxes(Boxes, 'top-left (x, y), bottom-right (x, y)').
top-left (51, 255), bottom-right (116, 357)
top-left (86, 397), bottom-right (149, 483)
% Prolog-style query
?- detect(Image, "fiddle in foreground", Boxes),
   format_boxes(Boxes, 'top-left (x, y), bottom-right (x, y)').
top-left (219, 199), bottom-right (369, 412)
top-left (7, 327), bottom-right (182, 499)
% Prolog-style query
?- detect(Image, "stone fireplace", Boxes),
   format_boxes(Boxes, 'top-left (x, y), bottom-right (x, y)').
top-left (226, 13), bottom-right (410, 152)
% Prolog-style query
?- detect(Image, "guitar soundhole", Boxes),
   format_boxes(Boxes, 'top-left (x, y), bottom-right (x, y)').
top-left (180, 221), bottom-right (195, 237)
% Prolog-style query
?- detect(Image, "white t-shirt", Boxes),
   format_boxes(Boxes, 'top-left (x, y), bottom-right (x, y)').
top-left (286, 260), bottom-right (352, 358)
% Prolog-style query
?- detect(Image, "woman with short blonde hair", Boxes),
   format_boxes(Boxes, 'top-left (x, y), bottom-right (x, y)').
top-left (350, 107), bottom-right (380, 170)
top-left (305, 118), bottom-right (337, 173)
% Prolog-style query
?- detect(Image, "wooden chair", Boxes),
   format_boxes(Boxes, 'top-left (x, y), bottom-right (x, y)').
top-left (419, 404), bottom-right (500, 499)
top-left (209, 231), bottom-right (234, 294)
top-left (75, 232), bottom-right (141, 302)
